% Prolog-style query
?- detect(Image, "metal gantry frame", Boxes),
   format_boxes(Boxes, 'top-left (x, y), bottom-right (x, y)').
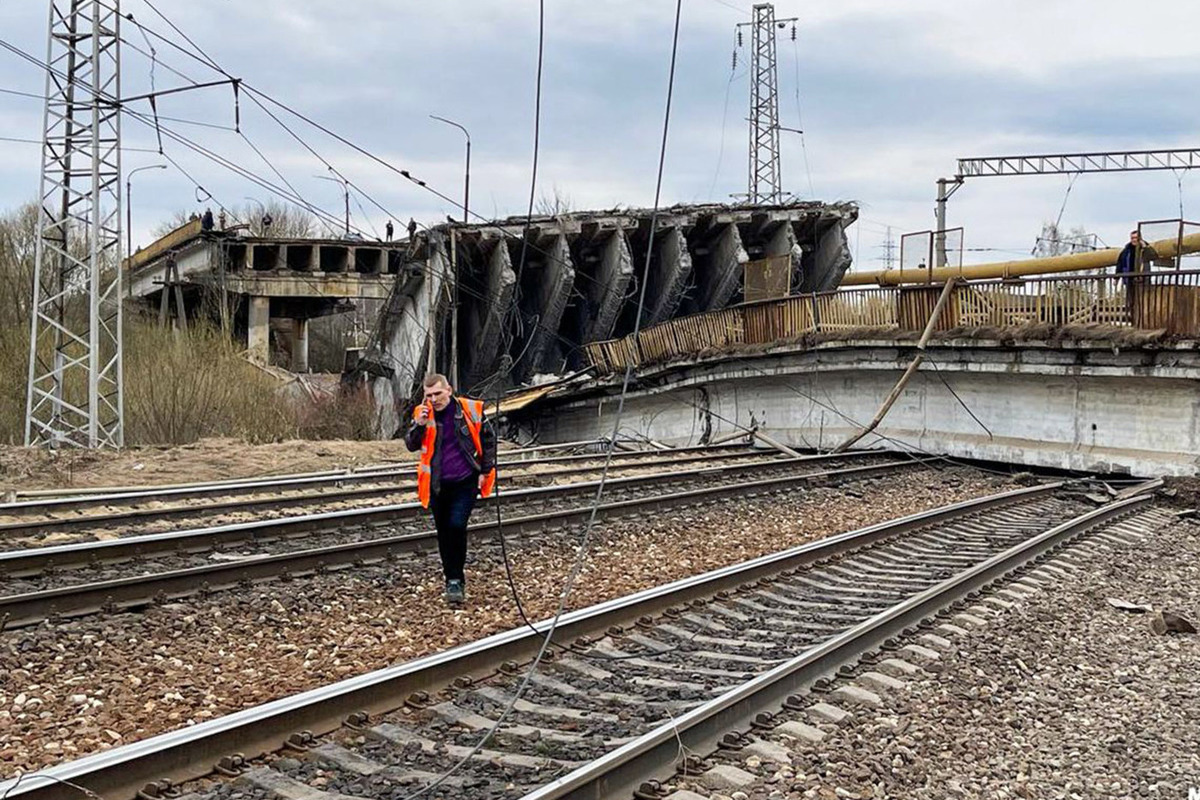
top-left (738, 4), bottom-right (798, 204)
top-left (934, 147), bottom-right (1200, 268)
top-left (25, 0), bottom-right (124, 448)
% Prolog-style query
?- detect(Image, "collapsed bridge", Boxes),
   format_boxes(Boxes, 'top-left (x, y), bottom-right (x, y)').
top-left (356, 201), bottom-right (857, 435)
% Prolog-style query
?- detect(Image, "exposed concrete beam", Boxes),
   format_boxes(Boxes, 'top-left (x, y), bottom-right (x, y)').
top-left (765, 221), bottom-right (802, 293)
top-left (644, 226), bottom-right (693, 326)
top-left (583, 228), bottom-right (633, 341)
top-left (800, 220), bottom-right (854, 292)
top-left (218, 274), bottom-right (393, 300)
top-left (358, 203), bottom-right (860, 435)
top-left (516, 234), bottom-right (575, 380)
top-left (369, 236), bottom-right (447, 438)
top-left (465, 239), bottom-right (517, 389)
top-left (695, 223), bottom-right (750, 311)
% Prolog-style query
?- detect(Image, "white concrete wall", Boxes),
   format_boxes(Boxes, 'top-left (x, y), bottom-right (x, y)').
top-left (531, 341), bottom-right (1200, 477)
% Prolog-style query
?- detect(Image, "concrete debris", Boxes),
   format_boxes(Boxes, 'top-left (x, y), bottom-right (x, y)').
top-left (1106, 597), bottom-right (1152, 613)
top-left (355, 201), bottom-right (857, 434)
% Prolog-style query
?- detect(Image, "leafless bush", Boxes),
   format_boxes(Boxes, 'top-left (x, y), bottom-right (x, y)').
top-left (293, 386), bottom-right (377, 440)
top-left (123, 321), bottom-right (295, 445)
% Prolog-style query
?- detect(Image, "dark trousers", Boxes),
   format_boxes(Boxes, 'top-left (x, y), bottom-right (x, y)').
top-left (430, 477), bottom-right (478, 583)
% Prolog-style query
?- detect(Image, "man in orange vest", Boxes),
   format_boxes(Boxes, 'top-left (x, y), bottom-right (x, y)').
top-left (405, 373), bottom-right (497, 605)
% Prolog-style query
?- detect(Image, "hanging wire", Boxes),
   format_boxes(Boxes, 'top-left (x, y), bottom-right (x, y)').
top-left (706, 49), bottom-right (745, 201)
top-left (789, 31), bottom-right (815, 198)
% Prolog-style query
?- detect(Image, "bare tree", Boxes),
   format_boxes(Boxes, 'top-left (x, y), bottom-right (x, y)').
top-left (0, 202), bottom-right (39, 329)
top-left (1033, 222), bottom-right (1098, 258)
top-left (152, 198), bottom-right (317, 239)
top-left (535, 186), bottom-right (574, 216)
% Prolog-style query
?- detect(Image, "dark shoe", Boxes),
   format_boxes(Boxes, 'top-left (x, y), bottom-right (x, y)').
top-left (444, 579), bottom-right (466, 606)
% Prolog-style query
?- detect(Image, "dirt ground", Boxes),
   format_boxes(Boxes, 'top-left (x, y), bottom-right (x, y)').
top-left (0, 439), bottom-right (417, 493)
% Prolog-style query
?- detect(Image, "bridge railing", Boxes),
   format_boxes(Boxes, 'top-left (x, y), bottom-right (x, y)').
top-left (583, 269), bottom-right (1200, 375)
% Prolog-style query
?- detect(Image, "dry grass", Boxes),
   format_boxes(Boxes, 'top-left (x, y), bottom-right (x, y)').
top-left (0, 320), bottom-right (380, 448)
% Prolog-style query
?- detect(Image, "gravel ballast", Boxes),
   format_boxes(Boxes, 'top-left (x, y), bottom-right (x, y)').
top-left (0, 468), bottom-right (1018, 773)
top-left (671, 507), bottom-right (1200, 800)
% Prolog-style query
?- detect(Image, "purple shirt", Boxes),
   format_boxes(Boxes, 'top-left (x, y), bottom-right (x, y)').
top-left (436, 404), bottom-right (477, 483)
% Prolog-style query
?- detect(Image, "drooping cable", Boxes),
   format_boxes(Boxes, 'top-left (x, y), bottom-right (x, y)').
top-left (790, 34), bottom-right (815, 198)
top-left (397, 1), bottom-right (685, 795)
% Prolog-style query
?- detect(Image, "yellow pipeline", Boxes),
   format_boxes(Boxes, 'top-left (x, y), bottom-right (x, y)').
top-left (841, 231), bottom-right (1200, 286)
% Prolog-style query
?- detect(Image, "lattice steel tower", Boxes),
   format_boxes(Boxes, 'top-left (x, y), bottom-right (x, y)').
top-left (737, 4), bottom-right (798, 204)
top-left (26, 0), bottom-right (124, 448)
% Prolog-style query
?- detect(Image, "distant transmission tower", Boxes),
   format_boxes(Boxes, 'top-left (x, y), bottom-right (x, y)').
top-left (26, 0), bottom-right (124, 448)
top-left (879, 226), bottom-right (897, 270)
top-left (736, 4), bottom-right (798, 204)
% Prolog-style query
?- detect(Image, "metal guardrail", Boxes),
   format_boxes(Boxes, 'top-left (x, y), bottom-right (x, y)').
top-left (584, 269), bottom-right (1200, 374)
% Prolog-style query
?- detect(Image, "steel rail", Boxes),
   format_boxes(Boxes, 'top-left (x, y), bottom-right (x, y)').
top-left (6, 465), bottom-right (386, 500)
top-left (0, 447), bottom-right (778, 524)
top-left (0, 459), bottom-right (915, 627)
top-left (520, 493), bottom-right (1152, 800)
top-left (2, 442), bottom-right (759, 506)
top-left (0, 450), bottom-right (868, 544)
top-left (0, 481), bottom-right (1065, 800)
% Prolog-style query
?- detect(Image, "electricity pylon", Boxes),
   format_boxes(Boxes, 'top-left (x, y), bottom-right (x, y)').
top-left (26, 0), bottom-right (125, 448)
top-left (736, 3), bottom-right (798, 204)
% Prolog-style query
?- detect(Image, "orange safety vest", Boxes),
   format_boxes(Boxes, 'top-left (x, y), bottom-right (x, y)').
top-left (414, 397), bottom-right (497, 508)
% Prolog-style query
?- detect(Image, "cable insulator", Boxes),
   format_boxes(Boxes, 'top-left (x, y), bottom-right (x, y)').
top-left (737, 30), bottom-right (742, 47)
top-left (732, 50), bottom-right (737, 70)
top-left (791, 23), bottom-right (797, 40)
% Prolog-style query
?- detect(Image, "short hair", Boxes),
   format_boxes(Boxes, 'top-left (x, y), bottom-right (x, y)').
top-left (423, 373), bottom-right (451, 389)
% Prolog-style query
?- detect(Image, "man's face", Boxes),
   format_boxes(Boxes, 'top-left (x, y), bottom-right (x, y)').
top-left (1130, 231), bottom-right (1140, 245)
top-left (424, 381), bottom-right (453, 411)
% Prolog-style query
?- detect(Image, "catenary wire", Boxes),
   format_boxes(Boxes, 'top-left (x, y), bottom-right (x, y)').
top-left (398, 1), bottom-right (684, 795)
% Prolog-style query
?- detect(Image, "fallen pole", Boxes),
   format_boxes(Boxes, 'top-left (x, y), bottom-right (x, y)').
top-left (835, 278), bottom-right (958, 452)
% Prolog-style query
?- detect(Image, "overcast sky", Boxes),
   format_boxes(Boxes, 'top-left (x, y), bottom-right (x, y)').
top-left (3, 0), bottom-right (1200, 269)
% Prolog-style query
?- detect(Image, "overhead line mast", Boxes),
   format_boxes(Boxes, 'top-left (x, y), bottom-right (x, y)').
top-left (736, 3), bottom-right (799, 204)
top-left (26, 0), bottom-right (125, 448)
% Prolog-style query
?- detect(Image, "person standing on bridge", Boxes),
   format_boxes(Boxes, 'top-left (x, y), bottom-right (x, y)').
top-left (405, 374), bottom-right (497, 606)
top-left (1116, 230), bottom-right (1158, 315)
top-left (1117, 230), bottom-right (1158, 276)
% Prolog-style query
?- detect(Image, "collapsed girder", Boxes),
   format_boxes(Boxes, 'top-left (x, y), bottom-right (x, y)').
top-left (357, 201), bottom-right (857, 421)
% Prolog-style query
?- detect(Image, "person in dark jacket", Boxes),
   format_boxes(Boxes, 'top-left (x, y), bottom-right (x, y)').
top-left (1116, 230), bottom-right (1158, 314)
top-left (1116, 229), bottom-right (1160, 274)
top-left (405, 374), bottom-right (497, 605)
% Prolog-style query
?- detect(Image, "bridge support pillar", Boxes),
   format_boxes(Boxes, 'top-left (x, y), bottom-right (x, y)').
top-left (248, 296), bottom-right (271, 363)
top-left (291, 317), bottom-right (310, 373)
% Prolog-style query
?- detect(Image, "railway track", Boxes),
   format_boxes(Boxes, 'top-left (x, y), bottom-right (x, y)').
top-left (0, 453), bottom-right (907, 627)
top-left (0, 481), bottom-right (1165, 800)
top-left (0, 445), bottom-right (790, 543)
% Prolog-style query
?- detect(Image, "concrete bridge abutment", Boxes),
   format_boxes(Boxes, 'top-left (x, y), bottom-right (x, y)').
top-left (523, 340), bottom-right (1200, 477)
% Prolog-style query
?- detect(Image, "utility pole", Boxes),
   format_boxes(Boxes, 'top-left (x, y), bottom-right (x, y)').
top-left (26, 0), bottom-right (124, 448)
top-left (126, 163), bottom-right (166, 277)
top-left (314, 174), bottom-right (350, 236)
top-left (429, 115), bottom-right (471, 388)
top-left (736, 4), bottom-right (798, 204)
